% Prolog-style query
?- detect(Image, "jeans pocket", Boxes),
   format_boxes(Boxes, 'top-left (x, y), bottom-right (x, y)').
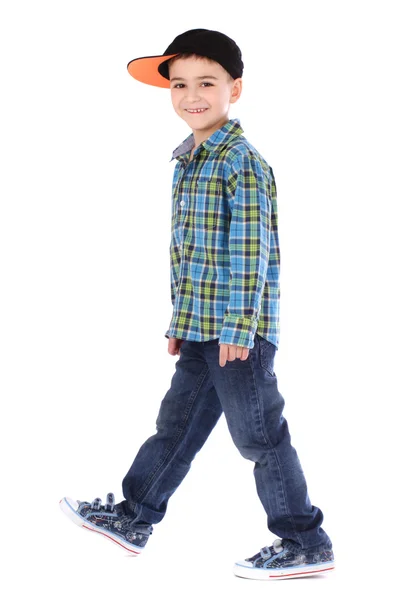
top-left (257, 334), bottom-right (276, 377)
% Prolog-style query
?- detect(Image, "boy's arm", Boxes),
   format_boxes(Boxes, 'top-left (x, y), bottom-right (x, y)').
top-left (219, 153), bottom-right (273, 349)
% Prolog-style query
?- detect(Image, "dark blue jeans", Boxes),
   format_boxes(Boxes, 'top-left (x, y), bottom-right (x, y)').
top-left (122, 334), bottom-right (332, 550)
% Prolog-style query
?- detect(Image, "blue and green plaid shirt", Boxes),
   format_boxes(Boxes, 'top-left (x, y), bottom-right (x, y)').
top-left (164, 117), bottom-right (280, 350)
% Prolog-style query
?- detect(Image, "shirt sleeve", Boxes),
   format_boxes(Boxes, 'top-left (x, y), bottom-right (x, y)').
top-left (219, 153), bottom-right (273, 349)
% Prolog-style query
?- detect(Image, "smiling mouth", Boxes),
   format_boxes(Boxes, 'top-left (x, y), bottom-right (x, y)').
top-left (185, 108), bottom-right (208, 114)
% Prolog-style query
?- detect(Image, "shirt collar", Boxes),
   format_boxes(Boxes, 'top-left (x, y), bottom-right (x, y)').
top-left (169, 117), bottom-right (244, 162)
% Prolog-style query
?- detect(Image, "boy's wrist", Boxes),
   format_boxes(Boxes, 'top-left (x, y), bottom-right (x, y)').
top-left (219, 313), bottom-right (259, 349)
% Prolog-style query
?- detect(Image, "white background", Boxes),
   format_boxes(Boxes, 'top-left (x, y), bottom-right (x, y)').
top-left (1, 0), bottom-right (399, 598)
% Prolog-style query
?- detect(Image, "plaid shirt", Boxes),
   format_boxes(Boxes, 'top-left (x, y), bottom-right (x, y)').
top-left (164, 117), bottom-right (280, 350)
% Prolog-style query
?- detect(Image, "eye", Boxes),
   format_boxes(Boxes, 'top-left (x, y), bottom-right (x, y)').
top-left (172, 82), bottom-right (214, 89)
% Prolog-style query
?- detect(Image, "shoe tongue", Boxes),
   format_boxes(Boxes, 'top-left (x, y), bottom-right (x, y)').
top-left (115, 502), bottom-right (128, 516)
top-left (115, 500), bottom-right (136, 520)
top-left (281, 539), bottom-right (302, 554)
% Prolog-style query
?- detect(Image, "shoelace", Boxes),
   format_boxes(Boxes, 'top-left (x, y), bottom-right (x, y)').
top-left (90, 492), bottom-right (115, 512)
top-left (260, 538), bottom-right (284, 559)
top-left (88, 493), bottom-right (152, 534)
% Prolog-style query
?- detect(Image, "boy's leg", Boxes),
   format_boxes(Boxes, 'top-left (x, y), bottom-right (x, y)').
top-left (203, 335), bottom-right (332, 551)
top-left (121, 339), bottom-right (223, 525)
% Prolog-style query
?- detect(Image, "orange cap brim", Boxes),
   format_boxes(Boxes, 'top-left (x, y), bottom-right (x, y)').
top-left (127, 54), bottom-right (180, 88)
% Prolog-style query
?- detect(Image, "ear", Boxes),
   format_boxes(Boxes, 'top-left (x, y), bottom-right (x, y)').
top-left (230, 78), bottom-right (243, 104)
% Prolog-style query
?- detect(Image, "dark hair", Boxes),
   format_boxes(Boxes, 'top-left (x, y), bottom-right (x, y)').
top-left (167, 52), bottom-right (234, 82)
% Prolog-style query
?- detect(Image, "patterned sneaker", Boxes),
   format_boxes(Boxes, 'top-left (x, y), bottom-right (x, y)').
top-left (233, 538), bottom-right (335, 580)
top-left (59, 493), bottom-right (153, 555)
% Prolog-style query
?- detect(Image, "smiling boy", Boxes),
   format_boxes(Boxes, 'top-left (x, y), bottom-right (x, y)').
top-left (167, 52), bottom-right (251, 367)
top-left (60, 28), bottom-right (335, 581)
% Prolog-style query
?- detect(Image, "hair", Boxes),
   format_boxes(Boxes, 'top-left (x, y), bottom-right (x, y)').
top-left (167, 52), bottom-right (234, 83)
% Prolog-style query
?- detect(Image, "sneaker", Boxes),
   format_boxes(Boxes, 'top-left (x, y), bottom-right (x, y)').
top-left (233, 538), bottom-right (335, 580)
top-left (59, 493), bottom-right (153, 555)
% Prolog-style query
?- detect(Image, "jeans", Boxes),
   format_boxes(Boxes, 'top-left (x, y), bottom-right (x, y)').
top-left (122, 334), bottom-right (332, 551)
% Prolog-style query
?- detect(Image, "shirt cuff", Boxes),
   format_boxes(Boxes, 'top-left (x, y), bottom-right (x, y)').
top-left (219, 314), bottom-right (258, 349)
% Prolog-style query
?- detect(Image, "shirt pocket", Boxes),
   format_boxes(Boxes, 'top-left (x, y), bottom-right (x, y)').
top-left (195, 176), bottom-right (222, 230)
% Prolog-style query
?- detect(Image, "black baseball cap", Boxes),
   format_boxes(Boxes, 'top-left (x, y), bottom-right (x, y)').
top-left (127, 28), bottom-right (244, 88)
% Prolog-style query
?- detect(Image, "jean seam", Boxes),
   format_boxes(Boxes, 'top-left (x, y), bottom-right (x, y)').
top-left (134, 363), bottom-right (210, 503)
top-left (258, 335), bottom-right (275, 376)
top-left (249, 349), bottom-right (303, 547)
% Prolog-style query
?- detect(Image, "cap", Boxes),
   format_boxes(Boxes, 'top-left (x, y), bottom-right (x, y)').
top-left (127, 28), bottom-right (244, 89)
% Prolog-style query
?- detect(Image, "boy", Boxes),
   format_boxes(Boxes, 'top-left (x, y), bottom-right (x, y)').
top-left (60, 28), bottom-right (335, 580)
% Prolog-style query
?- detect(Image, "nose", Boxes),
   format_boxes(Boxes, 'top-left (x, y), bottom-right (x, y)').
top-left (183, 84), bottom-right (202, 101)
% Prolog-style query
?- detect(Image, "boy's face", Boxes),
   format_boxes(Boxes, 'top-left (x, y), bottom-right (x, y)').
top-left (168, 55), bottom-right (242, 138)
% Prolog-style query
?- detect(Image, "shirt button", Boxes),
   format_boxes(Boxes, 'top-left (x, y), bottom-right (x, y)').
top-left (180, 200), bottom-right (185, 207)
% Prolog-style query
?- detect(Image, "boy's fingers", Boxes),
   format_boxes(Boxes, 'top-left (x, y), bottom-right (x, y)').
top-left (168, 338), bottom-right (185, 355)
top-left (173, 340), bottom-right (249, 363)
top-left (168, 338), bottom-right (178, 355)
top-left (219, 343), bottom-right (249, 366)
top-left (240, 348), bottom-right (249, 361)
top-left (219, 344), bottom-right (228, 367)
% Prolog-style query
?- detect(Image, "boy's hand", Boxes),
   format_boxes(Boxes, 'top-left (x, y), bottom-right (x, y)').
top-left (219, 343), bottom-right (249, 367)
top-left (167, 338), bottom-right (250, 366)
top-left (168, 337), bottom-right (185, 356)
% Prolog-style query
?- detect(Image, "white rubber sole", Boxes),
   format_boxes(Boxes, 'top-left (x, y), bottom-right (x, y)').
top-left (59, 497), bottom-right (143, 556)
top-left (233, 559), bottom-right (335, 580)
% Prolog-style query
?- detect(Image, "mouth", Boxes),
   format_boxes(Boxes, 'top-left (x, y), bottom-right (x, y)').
top-left (185, 108), bottom-right (208, 114)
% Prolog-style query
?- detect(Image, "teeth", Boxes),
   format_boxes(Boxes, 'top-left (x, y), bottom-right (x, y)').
top-left (187, 108), bottom-right (207, 113)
